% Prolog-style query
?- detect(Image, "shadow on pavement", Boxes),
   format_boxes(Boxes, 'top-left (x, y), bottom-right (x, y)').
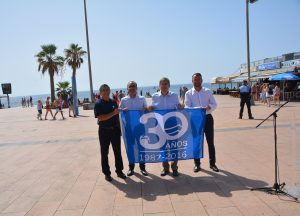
top-left (109, 168), bottom-right (268, 201)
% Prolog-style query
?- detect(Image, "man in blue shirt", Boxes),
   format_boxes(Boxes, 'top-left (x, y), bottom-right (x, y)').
top-left (120, 81), bottom-right (149, 176)
top-left (94, 84), bottom-right (126, 182)
top-left (149, 77), bottom-right (184, 177)
top-left (239, 80), bottom-right (254, 119)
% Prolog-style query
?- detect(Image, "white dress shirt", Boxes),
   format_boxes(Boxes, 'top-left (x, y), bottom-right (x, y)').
top-left (120, 95), bottom-right (147, 110)
top-left (151, 91), bottom-right (180, 110)
top-left (184, 87), bottom-right (217, 115)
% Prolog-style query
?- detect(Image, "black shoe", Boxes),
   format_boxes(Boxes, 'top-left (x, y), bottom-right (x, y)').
top-left (117, 172), bottom-right (127, 179)
top-left (127, 169), bottom-right (134, 176)
top-left (172, 170), bottom-right (179, 177)
top-left (194, 165), bottom-right (201, 173)
top-left (249, 116), bottom-right (254, 119)
top-left (160, 169), bottom-right (170, 176)
top-left (105, 175), bottom-right (112, 182)
top-left (210, 164), bottom-right (219, 172)
top-left (140, 169), bottom-right (148, 176)
top-left (238, 117), bottom-right (242, 119)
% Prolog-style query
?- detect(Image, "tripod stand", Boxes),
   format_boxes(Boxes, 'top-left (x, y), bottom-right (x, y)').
top-left (250, 101), bottom-right (298, 201)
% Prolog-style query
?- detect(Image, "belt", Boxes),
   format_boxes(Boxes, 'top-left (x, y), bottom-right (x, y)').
top-left (99, 126), bottom-right (118, 130)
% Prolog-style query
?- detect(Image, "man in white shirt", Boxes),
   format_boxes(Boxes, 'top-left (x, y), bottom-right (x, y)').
top-left (120, 81), bottom-right (149, 176)
top-left (185, 73), bottom-right (219, 172)
top-left (149, 77), bottom-right (184, 177)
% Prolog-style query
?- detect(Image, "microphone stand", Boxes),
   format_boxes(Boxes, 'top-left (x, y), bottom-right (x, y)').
top-left (250, 101), bottom-right (298, 201)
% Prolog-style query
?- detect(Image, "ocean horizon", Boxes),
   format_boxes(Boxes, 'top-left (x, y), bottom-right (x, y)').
top-left (0, 83), bottom-right (212, 108)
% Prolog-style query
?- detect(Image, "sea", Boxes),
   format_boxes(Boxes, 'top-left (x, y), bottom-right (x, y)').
top-left (0, 83), bottom-right (212, 108)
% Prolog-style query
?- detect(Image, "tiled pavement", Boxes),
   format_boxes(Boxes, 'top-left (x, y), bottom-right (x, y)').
top-left (0, 95), bottom-right (299, 216)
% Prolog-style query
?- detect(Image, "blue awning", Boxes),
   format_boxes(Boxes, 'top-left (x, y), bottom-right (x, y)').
top-left (269, 72), bottom-right (300, 81)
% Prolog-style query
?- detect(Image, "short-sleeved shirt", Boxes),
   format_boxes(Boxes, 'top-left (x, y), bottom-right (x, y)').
top-left (239, 85), bottom-right (251, 93)
top-left (37, 103), bottom-right (43, 111)
top-left (94, 98), bottom-right (119, 127)
top-left (151, 91), bottom-right (179, 110)
top-left (120, 95), bottom-right (147, 110)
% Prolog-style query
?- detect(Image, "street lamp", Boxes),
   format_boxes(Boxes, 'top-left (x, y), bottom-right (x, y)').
top-left (83, 0), bottom-right (94, 102)
top-left (246, 0), bottom-right (258, 105)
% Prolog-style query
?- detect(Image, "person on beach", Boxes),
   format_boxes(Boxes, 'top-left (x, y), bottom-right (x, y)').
top-left (120, 81), bottom-right (149, 177)
top-left (118, 90), bottom-right (125, 100)
top-left (273, 83), bottom-right (280, 106)
top-left (94, 84), bottom-right (126, 182)
top-left (44, 97), bottom-right (54, 120)
top-left (266, 85), bottom-right (272, 107)
top-left (53, 96), bottom-right (65, 120)
top-left (67, 95), bottom-right (76, 117)
top-left (261, 84), bottom-right (267, 104)
top-left (180, 86), bottom-right (188, 103)
top-left (30, 96), bottom-right (33, 107)
top-left (251, 84), bottom-right (257, 101)
top-left (238, 80), bottom-right (254, 119)
top-left (113, 91), bottom-right (120, 106)
top-left (149, 77), bottom-right (184, 177)
top-left (184, 73), bottom-right (219, 172)
top-left (37, 100), bottom-right (43, 120)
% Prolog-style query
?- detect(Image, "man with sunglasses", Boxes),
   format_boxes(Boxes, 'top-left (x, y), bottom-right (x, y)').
top-left (94, 84), bottom-right (126, 182)
top-left (149, 77), bottom-right (184, 177)
top-left (120, 81), bottom-right (149, 176)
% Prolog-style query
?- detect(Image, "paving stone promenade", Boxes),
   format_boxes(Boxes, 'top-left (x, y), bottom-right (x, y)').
top-left (0, 95), bottom-right (299, 216)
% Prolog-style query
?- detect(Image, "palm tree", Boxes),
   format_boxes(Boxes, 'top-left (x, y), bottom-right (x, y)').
top-left (56, 81), bottom-right (72, 101)
top-left (36, 44), bottom-right (64, 102)
top-left (64, 44), bottom-right (87, 116)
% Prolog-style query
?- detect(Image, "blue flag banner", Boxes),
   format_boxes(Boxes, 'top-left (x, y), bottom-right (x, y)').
top-left (120, 108), bottom-right (206, 163)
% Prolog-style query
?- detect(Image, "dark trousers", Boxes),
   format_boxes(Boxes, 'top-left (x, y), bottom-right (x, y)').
top-left (162, 160), bottom-right (178, 171)
top-left (98, 127), bottom-right (124, 176)
top-left (194, 114), bottom-right (216, 166)
top-left (129, 163), bottom-right (146, 171)
top-left (239, 96), bottom-right (253, 118)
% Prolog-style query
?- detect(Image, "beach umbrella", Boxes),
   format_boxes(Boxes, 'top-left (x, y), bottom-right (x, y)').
top-left (269, 72), bottom-right (300, 101)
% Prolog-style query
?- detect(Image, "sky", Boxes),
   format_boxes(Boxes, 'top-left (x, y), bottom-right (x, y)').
top-left (0, 0), bottom-right (300, 97)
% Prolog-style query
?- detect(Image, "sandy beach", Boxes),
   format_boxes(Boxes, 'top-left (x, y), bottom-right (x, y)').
top-left (0, 95), bottom-right (299, 216)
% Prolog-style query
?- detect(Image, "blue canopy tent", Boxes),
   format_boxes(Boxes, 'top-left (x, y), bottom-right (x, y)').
top-left (269, 72), bottom-right (300, 101)
top-left (269, 72), bottom-right (300, 81)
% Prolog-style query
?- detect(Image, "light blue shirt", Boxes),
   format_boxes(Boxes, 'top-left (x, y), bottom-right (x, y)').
top-left (239, 85), bottom-right (251, 93)
top-left (184, 87), bottom-right (217, 115)
top-left (120, 95), bottom-right (147, 110)
top-left (151, 91), bottom-right (180, 110)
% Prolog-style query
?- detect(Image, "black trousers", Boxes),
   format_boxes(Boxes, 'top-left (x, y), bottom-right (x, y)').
top-left (129, 163), bottom-right (145, 171)
top-left (239, 95), bottom-right (253, 118)
top-left (98, 127), bottom-right (124, 176)
top-left (162, 160), bottom-right (178, 171)
top-left (194, 114), bottom-right (216, 166)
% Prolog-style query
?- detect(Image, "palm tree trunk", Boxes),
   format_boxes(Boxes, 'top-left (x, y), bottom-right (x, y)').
top-left (50, 73), bottom-right (55, 102)
top-left (72, 69), bottom-right (79, 116)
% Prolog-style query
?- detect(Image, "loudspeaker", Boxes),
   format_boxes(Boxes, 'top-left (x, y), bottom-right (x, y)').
top-left (1, 83), bottom-right (12, 94)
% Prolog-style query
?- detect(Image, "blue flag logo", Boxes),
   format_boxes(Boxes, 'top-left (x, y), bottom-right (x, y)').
top-left (120, 108), bottom-right (206, 163)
